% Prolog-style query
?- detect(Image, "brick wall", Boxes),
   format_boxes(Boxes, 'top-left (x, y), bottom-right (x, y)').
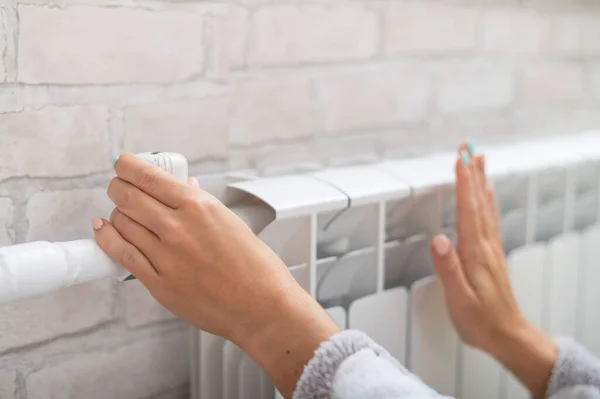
top-left (0, 0), bottom-right (599, 397)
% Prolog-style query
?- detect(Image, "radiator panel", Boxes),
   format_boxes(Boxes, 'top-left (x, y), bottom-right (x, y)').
top-left (94, 132), bottom-right (600, 399)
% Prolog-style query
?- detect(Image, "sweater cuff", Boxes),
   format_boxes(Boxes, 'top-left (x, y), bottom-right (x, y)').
top-left (292, 330), bottom-right (389, 399)
top-left (547, 337), bottom-right (600, 397)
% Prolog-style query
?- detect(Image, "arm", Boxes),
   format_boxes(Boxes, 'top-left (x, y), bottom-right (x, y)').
top-left (432, 143), bottom-right (600, 399)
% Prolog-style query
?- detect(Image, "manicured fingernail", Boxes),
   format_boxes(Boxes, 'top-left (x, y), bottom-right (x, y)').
top-left (460, 150), bottom-right (471, 167)
top-left (432, 235), bottom-right (451, 256)
top-left (467, 139), bottom-right (476, 155)
top-left (92, 217), bottom-right (104, 231)
top-left (113, 156), bottom-right (119, 169)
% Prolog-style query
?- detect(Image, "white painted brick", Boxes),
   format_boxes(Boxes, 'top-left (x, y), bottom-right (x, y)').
top-left (0, 280), bottom-right (114, 352)
top-left (0, 106), bottom-right (110, 180)
top-left (553, 14), bottom-right (600, 56)
top-left (590, 64), bottom-right (600, 99)
top-left (384, 3), bottom-right (478, 55)
top-left (0, 199), bottom-right (14, 246)
top-left (26, 330), bottom-right (188, 399)
top-left (0, 371), bottom-right (16, 398)
top-left (0, 16), bottom-right (5, 82)
top-left (124, 280), bottom-right (175, 328)
top-left (521, 62), bottom-right (585, 105)
top-left (248, 5), bottom-right (378, 66)
top-left (26, 189), bottom-right (113, 242)
top-left (434, 61), bottom-right (515, 114)
top-left (124, 97), bottom-right (229, 162)
top-left (482, 10), bottom-right (551, 54)
top-left (317, 68), bottom-right (431, 133)
top-left (207, 8), bottom-right (249, 80)
top-left (230, 79), bottom-right (314, 146)
top-left (18, 6), bottom-right (204, 84)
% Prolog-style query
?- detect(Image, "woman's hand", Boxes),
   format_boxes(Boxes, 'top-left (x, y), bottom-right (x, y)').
top-left (93, 153), bottom-right (339, 398)
top-left (430, 143), bottom-right (557, 398)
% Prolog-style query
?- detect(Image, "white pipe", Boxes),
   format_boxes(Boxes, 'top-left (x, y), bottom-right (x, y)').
top-left (0, 239), bottom-right (125, 303)
top-left (0, 152), bottom-right (190, 305)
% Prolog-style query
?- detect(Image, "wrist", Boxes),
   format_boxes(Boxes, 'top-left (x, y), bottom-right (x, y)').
top-left (235, 283), bottom-right (340, 398)
top-left (490, 318), bottom-right (558, 398)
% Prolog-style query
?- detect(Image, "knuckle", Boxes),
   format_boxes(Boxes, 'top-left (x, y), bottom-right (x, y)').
top-left (120, 248), bottom-right (138, 268)
top-left (162, 220), bottom-right (185, 244)
top-left (138, 167), bottom-right (159, 194)
top-left (107, 178), bottom-right (118, 200)
top-left (191, 195), bottom-right (221, 215)
top-left (117, 187), bottom-right (134, 208)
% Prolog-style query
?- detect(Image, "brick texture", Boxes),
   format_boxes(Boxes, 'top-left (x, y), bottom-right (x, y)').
top-left (18, 6), bottom-right (204, 84)
top-left (0, 280), bottom-right (114, 352)
top-left (124, 98), bottom-right (230, 162)
top-left (521, 62), bottom-right (585, 105)
top-left (124, 281), bottom-right (175, 328)
top-left (0, 19), bottom-right (5, 82)
top-left (482, 10), bottom-right (551, 54)
top-left (589, 64), bottom-right (600, 99)
top-left (248, 5), bottom-right (378, 66)
top-left (26, 189), bottom-right (113, 242)
top-left (434, 61), bottom-right (515, 114)
top-left (0, 199), bottom-right (14, 245)
top-left (317, 68), bottom-right (431, 133)
top-left (384, 3), bottom-right (478, 55)
top-left (230, 79), bottom-right (314, 145)
top-left (26, 330), bottom-right (188, 399)
top-left (553, 14), bottom-right (600, 56)
top-left (0, 106), bottom-right (111, 181)
top-left (207, 7), bottom-right (249, 79)
top-left (0, 371), bottom-right (16, 398)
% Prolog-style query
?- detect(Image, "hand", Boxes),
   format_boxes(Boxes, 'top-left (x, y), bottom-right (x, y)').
top-left (93, 153), bottom-right (339, 398)
top-left (430, 143), bottom-right (557, 398)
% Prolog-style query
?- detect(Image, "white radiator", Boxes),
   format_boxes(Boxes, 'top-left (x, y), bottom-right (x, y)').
top-left (1, 133), bottom-right (600, 399)
top-left (189, 131), bottom-right (600, 399)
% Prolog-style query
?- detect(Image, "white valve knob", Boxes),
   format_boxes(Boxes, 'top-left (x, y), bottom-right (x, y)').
top-left (135, 152), bottom-right (188, 182)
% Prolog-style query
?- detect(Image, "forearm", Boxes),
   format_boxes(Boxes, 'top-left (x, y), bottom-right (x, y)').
top-left (237, 285), bottom-right (340, 398)
top-left (489, 319), bottom-right (600, 399)
top-left (489, 321), bottom-right (557, 398)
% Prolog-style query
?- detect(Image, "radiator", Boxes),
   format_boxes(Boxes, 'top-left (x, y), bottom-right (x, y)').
top-left (1, 133), bottom-right (600, 399)
top-left (189, 131), bottom-right (600, 399)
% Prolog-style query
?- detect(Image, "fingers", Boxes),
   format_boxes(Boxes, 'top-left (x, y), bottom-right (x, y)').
top-left (486, 185), bottom-right (504, 253)
top-left (107, 177), bottom-right (175, 236)
top-left (471, 153), bottom-right (495, 238)
top-left (456, 146), bottom-right (484, 247)
top-left (431, 234), bottom-right (475, 300)
top-left (93, 218), bottom-right (159, 285)
top-left (109, 208), bottom-right (163, 262)
top-left (114, 153), bottom-right (192, 209)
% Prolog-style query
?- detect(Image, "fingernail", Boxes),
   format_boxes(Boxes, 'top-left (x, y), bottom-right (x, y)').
top-left (113, 156), bottom-right (120, 169)
top-left (432, 235), bottom-right (451, 256)
top-left (460, 150), bottom-right (471, 167)
top-left (467, 139), bottom-right (476, 155)
top-left (191, 177), bottom-right (199, 188)
top-left (92, 217), bottom-right (104, 231)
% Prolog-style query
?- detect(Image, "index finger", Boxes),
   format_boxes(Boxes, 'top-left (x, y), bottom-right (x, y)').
top-left (114, 153), bottom-right (191, 209)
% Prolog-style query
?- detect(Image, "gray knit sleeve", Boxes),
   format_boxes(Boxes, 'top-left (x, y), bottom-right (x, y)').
top-left (292, 330), bottom-right (445, 399)
top-left (548, 338), bottom-right (600, 397)
top-left (292, 330), bottom-right (391, 399)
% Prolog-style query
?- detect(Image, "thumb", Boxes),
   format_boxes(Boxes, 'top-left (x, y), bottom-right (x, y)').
top-left (430, 235), bottom-right (473, 299)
